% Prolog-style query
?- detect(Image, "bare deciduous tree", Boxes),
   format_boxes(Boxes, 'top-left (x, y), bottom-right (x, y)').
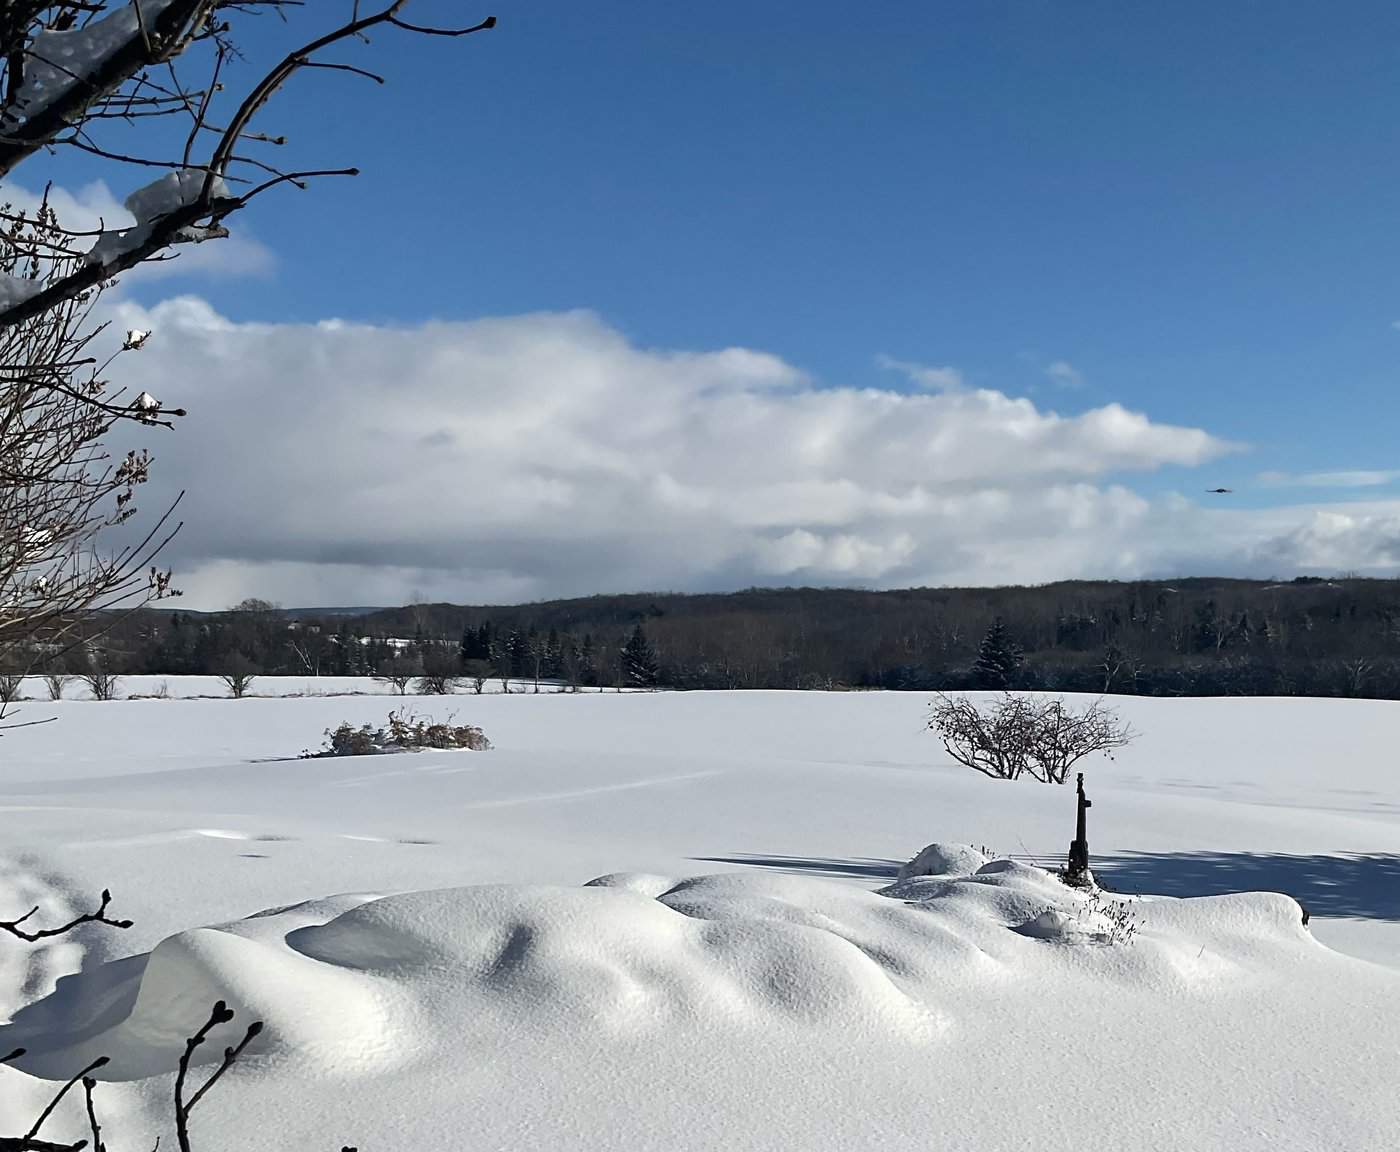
top-left (0, 200), bottom-right (181, 697)
top-left (216, 651), bottom-right (257, 698)
top-left (462, 657), bottom-right (492, 694)
top-left (43, 672), bottom-right (68, 700)
top-left (374, 655), bottom-right (418, 695)
top-left (929, 692), bottom-right (1135, 784)
top-left (0, 1), bottom-right (495, 721)
top-left (415, 647), bottom-right (458, 695)
top-left (0, 3), bottom-right (495, 1147)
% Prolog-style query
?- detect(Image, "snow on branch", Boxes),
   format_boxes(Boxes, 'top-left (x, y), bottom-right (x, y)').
top-left (0, 2), bottom-right (496, 329)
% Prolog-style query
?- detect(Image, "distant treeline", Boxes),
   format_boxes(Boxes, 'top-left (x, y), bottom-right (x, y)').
top-left (56, 576), bottom-right (1400, 699)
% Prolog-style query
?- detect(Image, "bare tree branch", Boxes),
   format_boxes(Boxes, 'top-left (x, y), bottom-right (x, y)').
top-left (0, 888), bottom-right (132, 941)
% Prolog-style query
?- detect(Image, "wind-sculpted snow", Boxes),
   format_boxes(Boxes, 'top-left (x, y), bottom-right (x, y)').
top-left (4, 689), bottom-right (1400, 1149)
top-left (5, 862), bottom-right (1396, 1150)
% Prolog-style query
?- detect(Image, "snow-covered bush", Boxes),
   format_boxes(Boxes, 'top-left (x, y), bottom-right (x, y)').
top-left (1016, 892), bottom-right (1139, 946)
top-left (310, 708), bottom-right (491, 757)
top-left (928, 692), bottom-right (1135, 783)
top-left (897, 842), bottom-right (990, 880)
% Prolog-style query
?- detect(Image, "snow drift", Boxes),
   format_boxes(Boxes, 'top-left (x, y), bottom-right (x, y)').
top-left (6, 861), bottom-right (1398, 1151)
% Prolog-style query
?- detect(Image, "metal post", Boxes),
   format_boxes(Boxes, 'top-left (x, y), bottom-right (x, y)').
top-left (1065, 771), bottom-right (1093, 888)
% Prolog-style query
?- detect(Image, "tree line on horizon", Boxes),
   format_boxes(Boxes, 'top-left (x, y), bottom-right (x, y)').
top-left (41, 575), bottom-right (1400, 699)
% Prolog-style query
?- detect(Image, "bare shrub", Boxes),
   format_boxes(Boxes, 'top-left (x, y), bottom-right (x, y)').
top-left (387, 709), bottom-right (490, 750)
top-left (0, 673), bottom-right (23, 704)
top-left (309, 708), bottom-right (490, 757)
top-left (1024, 696), bottom-right (1136, 783)
top-left (81, 667), bottom-right (121, 701)
top-left (43, 672), bottom-right (69, 700)
top-left (415, 672), bottom-right (459, 695)
top-left (320, 720), bottom-right (381, 757)
top-left (929, 692), bottom-right (1135, 783)
top-left (928, 692), bottom-right (1039, 781)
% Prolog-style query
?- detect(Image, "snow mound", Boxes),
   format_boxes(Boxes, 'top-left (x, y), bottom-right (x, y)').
top-left (7, 863), bottom-right (1320, 1076)
top-left (5, 864), bottom-right (1396, 1150)
top-left (1013, 907), bottom-right (1115, 942)
top-left (895, 841), bottom-right (989, 879)
top-left (582, 870), bottom-right (682, 896)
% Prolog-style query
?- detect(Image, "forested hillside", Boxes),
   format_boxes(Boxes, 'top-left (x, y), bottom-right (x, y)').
top-left (72, 576), bottom-right (1400, 699)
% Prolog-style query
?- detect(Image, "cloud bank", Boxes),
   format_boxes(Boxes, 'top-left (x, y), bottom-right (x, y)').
top-left (94, 299), bottom-right (1398, 609)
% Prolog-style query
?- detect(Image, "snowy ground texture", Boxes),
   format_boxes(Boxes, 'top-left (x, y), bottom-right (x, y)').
top-left (2, 684), bottom-right (1399, 1150)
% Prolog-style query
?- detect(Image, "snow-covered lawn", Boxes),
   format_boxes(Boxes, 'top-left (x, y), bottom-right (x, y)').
top-left (2, 687), bottom-right (1398, 1149)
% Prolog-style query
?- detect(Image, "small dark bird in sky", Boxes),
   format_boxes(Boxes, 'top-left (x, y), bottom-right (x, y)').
top-left (1206, 488), bottom-right (1233, 494)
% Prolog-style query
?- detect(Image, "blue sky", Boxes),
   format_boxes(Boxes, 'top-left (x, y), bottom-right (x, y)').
top-left (145, 0), bottom-right (1399, 494)
top-left (30, 1), bottom-right (1400, 605)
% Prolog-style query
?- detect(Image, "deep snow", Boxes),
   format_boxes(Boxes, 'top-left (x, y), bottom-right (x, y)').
top-left (2, 685), bottom-right (1399, 1149)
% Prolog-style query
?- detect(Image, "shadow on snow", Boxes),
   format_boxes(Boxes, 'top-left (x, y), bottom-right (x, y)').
top-left (1094, 851), bottom-right (1400, 922)
top-left (695, 850), bottom-right (1400, 922)
top-left (692, 854), bottom-right (902, 881)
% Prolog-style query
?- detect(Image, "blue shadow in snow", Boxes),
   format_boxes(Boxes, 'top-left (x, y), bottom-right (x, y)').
top-left (692, 854), bottom-right (902, 881)
top-left (1094, 852), bottom-right (1400, 922)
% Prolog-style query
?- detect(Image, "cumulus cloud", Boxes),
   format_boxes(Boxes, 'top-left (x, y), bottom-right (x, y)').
top-left (875, 354), bottom-right (965, 392)
top-left (89, 299), bottom-right (1266, 608)
top-left (1045, 360), bottom-right (1085, 388)
top-left (1250, 506), bottom-right (1400, 572)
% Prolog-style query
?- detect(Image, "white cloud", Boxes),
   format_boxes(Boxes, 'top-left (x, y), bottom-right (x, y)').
top-left (1251, 507), bottom-right (1400, 572)
top-left (98, 301), bottom-right (1254, 608)
top-left (1257, 469), bottom-right (1399, 489)
top-left (875, 354), bottom-right (965, 392)
top-left (1045, 359), bottom-right (1085, 388)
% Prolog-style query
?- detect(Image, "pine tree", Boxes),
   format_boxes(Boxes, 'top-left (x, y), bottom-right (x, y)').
top-left (620, 624), bottom-right (659, 689)
top-left (506, 630), bottom-right (528, 679)
top-left (544, 627), bottom-right (563, 679)
top-left (972, 617), bottom-right (1022, 689)
top-left (578, 634), bottom-right (597, 687)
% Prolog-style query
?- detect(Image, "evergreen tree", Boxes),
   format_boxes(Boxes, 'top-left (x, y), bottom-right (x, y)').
top-left (621, 624), bottom-right (660, 689)
top-left (972, 617), bottom-right (1022, 689)
top-left (506, 629), bottom-right (529, 678)
top-left (578, 634), bottom-right (597, 687)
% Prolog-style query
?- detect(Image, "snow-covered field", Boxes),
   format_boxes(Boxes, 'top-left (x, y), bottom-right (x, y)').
top-left (2, 684), bottom-right (1399, 1150)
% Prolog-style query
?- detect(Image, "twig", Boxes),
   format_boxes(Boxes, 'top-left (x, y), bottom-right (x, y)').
top-left (0, 889), bottom-right (131, 943)
top-left (173, 1001), bottom-right (263, 1152)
